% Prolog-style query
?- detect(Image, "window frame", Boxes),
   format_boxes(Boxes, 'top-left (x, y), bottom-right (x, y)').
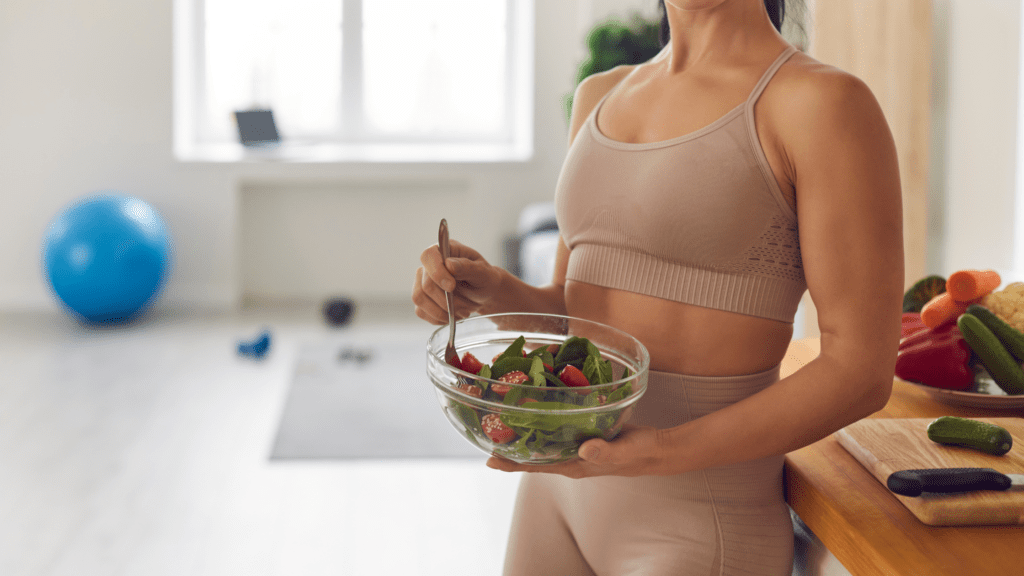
top-left (173, 0), bottom-right (535, 163)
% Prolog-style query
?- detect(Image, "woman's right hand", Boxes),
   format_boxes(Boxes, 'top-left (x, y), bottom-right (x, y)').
top-left (412, 239), bottom-right (505, 325)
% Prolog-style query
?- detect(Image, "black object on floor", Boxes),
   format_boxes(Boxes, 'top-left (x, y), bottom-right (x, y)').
top-left (323, 298), bottom-right (355, 327)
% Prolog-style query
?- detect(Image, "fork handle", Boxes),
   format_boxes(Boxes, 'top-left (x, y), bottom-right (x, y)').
top-left (445, 291), bottom-right (456, 342)
top-left (438, 219), bottom-right (457, 349)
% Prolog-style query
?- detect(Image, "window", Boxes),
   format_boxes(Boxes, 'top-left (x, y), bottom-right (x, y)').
top-left (174, 0), bottom-right (534, 162)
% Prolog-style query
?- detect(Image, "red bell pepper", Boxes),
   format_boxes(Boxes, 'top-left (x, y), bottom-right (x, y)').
top-left (895, 323), bottom-right (974, 390)
top-left (901, 312), bottom-right (929, 339)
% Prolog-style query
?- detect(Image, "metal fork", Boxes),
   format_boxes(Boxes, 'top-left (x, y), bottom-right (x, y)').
top-left (438, 219), bottom-right (460, 368)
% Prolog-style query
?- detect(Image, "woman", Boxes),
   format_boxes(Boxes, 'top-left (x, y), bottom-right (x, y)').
top-left (412, 0), bottom-right (903, 574)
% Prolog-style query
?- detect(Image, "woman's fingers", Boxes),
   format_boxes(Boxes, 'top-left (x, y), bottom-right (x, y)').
top-left (420, 248), bottom-right (457, 306)
top-left (451, 292), bottom-right (479, 319)
top-left (421, 243), bottom-right (457, 292)
top-left (424, 240), bottom-right (493, 291)
top-left (413, 267), bottom-right (448, 324)
top-left (415, 239), bottom-right (499, 321)
top-left (413, 266), bottom-right (481, 323)
top-left (448, 239), bottom-right (484, 261)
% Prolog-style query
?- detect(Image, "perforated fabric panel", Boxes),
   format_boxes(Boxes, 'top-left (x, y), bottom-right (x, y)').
top-left (721, 215), bottom-right (803, 283)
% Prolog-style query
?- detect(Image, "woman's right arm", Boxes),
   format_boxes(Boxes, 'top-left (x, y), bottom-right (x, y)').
top-left (412, 237), bottom-right (568, 325)
top-left (411, 66), bottom-right (633, 325)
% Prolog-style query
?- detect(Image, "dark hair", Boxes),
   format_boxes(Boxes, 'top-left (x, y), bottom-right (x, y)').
top-left (658, 0), bottom-right (786, 46)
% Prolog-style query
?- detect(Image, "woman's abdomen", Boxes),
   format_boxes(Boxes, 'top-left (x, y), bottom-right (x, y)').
top-left (565, 280), bottom-right (794, 375)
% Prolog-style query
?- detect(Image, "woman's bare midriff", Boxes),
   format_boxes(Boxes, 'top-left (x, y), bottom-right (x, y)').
top-left (565, 280), bottom-right (794, 376)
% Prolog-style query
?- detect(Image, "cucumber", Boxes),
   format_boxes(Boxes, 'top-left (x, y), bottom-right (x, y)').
top-left (957, 313), bottom-right (1024, 395)
top-left (926, 416), bottom-right (1013, 456)
top-left (903, 275), bottom-right (946, 313)
top-left (965, 304), bottom-right (1024, 362)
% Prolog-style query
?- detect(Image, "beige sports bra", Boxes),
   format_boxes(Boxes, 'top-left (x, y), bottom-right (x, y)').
top-left (554, 46), bottom-right (805, 323)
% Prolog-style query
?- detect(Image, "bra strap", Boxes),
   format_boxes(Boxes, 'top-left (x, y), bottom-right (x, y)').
top-left (746, 45), bottom-right (799, 107)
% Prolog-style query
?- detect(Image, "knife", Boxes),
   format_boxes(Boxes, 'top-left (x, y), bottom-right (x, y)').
top-left (887, 468), bottom-right (1024, 497)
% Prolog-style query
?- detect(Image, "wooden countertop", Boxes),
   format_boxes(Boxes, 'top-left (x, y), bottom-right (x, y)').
top-left (781, 338), bottom-right (1024, 576)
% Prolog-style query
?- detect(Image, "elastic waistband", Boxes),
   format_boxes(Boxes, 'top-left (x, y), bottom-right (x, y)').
top-left (633, 364), bottom-right (781, 429)
top-left (649, 363), bottom-right (781, 385)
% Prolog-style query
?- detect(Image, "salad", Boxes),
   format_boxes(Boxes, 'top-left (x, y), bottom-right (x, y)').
top-left (443, 335), bottom-right (637, 463)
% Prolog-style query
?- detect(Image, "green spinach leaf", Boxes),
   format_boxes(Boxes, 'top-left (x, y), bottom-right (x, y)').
top-left (494, 336), bottom-right (527, 363)
top-left (490, 356), bottom-right (533, 379)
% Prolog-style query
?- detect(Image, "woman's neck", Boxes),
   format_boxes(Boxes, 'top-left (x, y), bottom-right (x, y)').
top-left (660, 0), bottom-right (782, 73)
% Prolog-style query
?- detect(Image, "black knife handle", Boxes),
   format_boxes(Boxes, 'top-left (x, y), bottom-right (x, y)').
top-left (887, 468), bottom-right (1012, 497)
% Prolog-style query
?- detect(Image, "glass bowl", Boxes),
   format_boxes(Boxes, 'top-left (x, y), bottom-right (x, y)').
top-left (426, 313), bottom-right (650, 464)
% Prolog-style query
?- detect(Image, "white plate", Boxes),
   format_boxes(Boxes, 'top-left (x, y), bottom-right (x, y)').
top-left (900, 377), bottom-right (1024, 409)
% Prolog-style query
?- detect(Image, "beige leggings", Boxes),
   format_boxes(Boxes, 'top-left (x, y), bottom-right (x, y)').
top-left (502, 367), bottom-right (794, 576)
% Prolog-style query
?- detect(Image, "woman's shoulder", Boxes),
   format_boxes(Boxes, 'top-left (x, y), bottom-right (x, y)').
top-left (766, 51), bottom-right (883, 123)
top-left (573, 64), bottom-right (636, 108)
top-left (759, 49), bottom-right (897, 186)
top-left (567, 64), bottom-right (638, 142)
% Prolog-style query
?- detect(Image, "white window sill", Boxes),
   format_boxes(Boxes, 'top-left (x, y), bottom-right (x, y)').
top-left (175, 141), bottom-right (533, 164)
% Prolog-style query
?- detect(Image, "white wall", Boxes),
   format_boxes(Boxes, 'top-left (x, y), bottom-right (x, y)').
top-left (1, 0), bottom-right (234, 310)
top-left (932, 0), bottom-right (1021, 279)
top-left (5, 0), bottom-right (1016, 313)
top-left (0, 0), bottom-right (656, 313)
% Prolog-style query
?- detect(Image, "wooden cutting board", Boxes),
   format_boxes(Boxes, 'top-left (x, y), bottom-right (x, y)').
top-left (835, 417), bottom-right (1024, 526)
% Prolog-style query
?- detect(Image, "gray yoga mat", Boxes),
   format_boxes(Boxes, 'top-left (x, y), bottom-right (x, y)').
top-left (269, 326), bottom-right (485, 459)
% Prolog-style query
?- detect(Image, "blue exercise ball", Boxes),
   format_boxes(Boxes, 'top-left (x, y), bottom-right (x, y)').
top-left (43, 193), bottom-right (172, 323)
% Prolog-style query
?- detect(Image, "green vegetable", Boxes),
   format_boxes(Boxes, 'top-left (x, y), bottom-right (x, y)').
top-left (525, 346), bottom-right (555, 367)
top-left (460, 334), bottom-right (639, 463)
top-left (502, 385), bottom-right (525, 406)
top-left (926, 416), bottom-right (1013, 456)
top-left (957, 313), bottom-right (1024, 394)
top-left (553, 336), bottom-right (591, 371)
top-left (501, 403), bottom-right (601, 431)
top-left (493, 336), bottom-right (526, 363)
top-left (902, 275), bottom-right (946, 313)
top-left (582, 353), bottom-right (613, 385)
top-left (449, 402), bottom-right (482, 440)
top-left (490, 356), bottom-right (534, 379)
top-left (528, 356), bottom-right (545, 377)
top-left (605, 383), bottom-right (633, 404)
top-left (965, 304), bottom-right (1024, 362)
top-left (540, 371), bottom-right (569, 388)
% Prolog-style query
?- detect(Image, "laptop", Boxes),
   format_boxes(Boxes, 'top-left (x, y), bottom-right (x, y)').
top-left (234, 109), bottom-right (281, 147)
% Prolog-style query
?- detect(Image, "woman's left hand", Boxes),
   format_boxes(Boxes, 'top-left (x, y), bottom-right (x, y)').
top-left (485, 424), bottom-right (669, 478)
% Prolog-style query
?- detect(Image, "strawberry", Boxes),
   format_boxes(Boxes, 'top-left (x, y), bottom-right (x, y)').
top-left (460, 352), bottom-right (484, 375)
top-left (558, 364), bottom-right (590, 387)
top-left (482, 414), bottom-right (516, 444)
top-left (491, 370), bottom-right (529, 397)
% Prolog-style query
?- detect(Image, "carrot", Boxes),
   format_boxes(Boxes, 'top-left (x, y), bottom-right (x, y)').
top-left (946, 269), bottom-right (1001, 302)
top-left (919, 292), bottom-right (974, 329)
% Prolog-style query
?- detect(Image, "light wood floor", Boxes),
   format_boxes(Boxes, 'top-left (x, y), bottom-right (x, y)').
top-left (0, 301), bottom-right (521, 576)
